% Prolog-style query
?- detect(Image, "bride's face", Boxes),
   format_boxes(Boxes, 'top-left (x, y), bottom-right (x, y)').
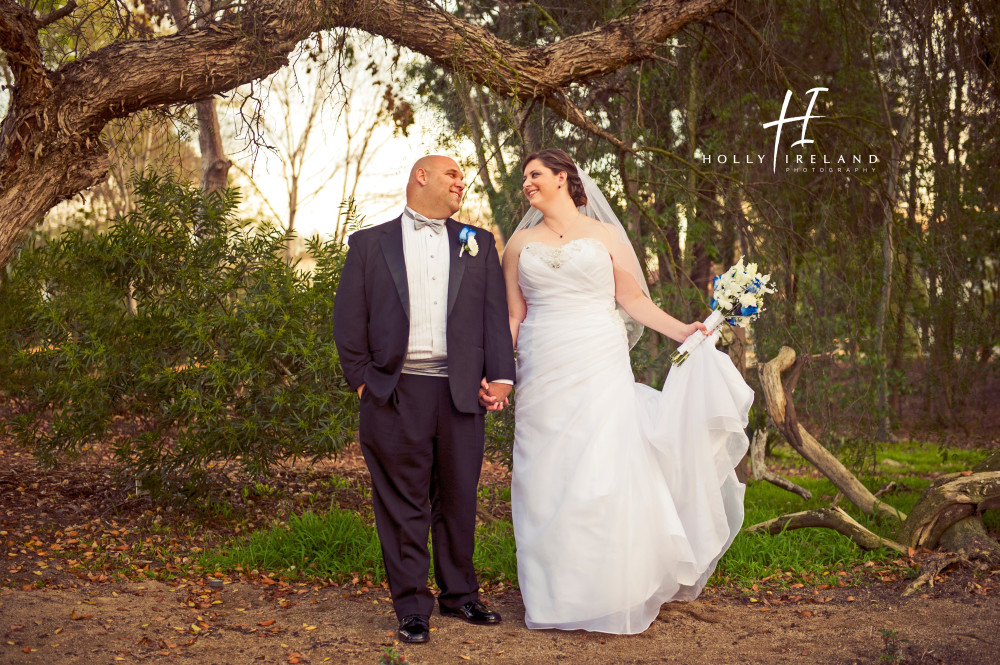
top-left (522, 159), bottom-right (565, 208)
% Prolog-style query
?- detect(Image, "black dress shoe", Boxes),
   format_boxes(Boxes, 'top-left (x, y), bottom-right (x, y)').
top-left (440, 600), bottom-right (502, 625)
top-left (398, 615), bottom-right (430, 644)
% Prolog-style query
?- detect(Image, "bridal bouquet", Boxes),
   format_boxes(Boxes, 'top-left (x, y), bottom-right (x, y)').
top-left (670, 258), bottom-right (776, 366)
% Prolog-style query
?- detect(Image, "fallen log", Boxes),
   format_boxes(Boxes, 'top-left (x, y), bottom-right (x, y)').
top-left (936, 452), bottom-right (1000, 557)
top-left (895, 472), bottom-right (1000, 552)
top-left (749, 346), bottom-right (1000, 578)
top-left (758, 347), bottom-right (903, 522)
top-left (748, 428), bottom-right (812, 500)
top-left (747, 506), bottom-right (908, 554)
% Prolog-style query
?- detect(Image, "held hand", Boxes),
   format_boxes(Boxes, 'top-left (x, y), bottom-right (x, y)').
top-left (487, 381), bottom-right (512, 403)
top-left (478, 378), bottom-right (510, 411)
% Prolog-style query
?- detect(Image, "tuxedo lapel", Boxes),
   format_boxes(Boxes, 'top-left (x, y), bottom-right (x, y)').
top-left (446, 219), bottom-right (467, 317)
top-left (379, 217), bottom-right (409, 318)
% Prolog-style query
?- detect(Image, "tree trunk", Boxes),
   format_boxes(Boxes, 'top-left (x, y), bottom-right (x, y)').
top-left (936, 453), bottom-right (1000, 556)
top-left (195, 98), bottom-right (231, 193)
top-left (873, 111), bottom-right (910, 442)
top-left (167, 0), bottom-right (232, 194)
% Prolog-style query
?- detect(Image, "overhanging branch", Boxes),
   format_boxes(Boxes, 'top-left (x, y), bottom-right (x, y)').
top-left (0, 0), bottom-right (735, 272)
top-left (36, 0), bottom-right (77, 29)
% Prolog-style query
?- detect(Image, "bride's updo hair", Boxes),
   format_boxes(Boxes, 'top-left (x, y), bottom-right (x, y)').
top-left (522, 149), bottom-right (588, 208)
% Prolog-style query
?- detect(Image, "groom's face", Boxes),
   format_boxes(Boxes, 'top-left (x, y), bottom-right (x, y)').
top-left (423, 158), bottom-right (465, 216)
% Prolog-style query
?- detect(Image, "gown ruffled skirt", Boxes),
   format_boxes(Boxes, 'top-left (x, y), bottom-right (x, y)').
top-left (511, 238), bottom-right (753, 634)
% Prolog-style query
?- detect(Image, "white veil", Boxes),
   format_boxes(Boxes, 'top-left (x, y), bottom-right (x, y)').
top-left (511, 168), bottom-right (650, 348)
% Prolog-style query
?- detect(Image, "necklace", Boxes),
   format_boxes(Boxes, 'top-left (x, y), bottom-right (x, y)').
top-left (546, 212), bottom-right (581, 240)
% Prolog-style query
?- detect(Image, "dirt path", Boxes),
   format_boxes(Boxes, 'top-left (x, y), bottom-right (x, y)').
top-left (2, 581), bottom-right (998, 664)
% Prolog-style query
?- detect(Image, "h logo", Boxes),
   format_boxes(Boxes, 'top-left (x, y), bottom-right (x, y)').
top-left (762, 87), bottom-right (828, 172)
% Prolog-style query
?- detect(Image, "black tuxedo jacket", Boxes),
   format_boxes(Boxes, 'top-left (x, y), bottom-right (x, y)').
top-left (333, 215), bottom-right (515, 414)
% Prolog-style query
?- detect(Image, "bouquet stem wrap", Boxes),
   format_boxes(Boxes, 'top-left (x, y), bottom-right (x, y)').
top-left (669, 310), bottom-right (725, 366)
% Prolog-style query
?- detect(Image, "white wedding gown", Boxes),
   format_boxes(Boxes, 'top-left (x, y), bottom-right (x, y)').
top-left (511, 238), bottom-right (753, 634)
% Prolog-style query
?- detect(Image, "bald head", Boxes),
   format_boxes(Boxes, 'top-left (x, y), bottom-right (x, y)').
top-left (405, 155), bottom-right (465, 219)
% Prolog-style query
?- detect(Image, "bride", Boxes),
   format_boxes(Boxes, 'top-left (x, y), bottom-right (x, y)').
top-left (501, 149), bottom-right (753, 634)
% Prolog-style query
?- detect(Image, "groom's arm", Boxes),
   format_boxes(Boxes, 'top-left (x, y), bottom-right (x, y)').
top-left (333, 239), bottom-right (373, 392)
top-left (481, 233), bottom-right (516, 390)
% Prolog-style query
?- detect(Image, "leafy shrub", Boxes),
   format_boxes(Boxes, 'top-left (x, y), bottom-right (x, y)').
top-left (0, 173), bottom-right (356, 496)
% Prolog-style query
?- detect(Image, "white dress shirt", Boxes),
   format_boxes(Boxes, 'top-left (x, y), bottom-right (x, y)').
top-left (401, 207), bottom-right (450, 375)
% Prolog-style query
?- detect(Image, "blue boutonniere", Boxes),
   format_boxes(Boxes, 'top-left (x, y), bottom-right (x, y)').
top-left (458, 226), bottom-right (479, 257)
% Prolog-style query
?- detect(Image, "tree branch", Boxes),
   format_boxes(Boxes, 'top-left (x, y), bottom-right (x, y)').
top-left (748, 428), bottom-right (813, 500)
top-left (747, 507), bottom-right (908, 554)
top-left (35, 0), bottom-right (77, 29)
top-left (0, 0), bottom-right (733, 270)
top-left (758, 347), bottom-right (905, 522)
top-left (339, 0), bottom-right (731, 101)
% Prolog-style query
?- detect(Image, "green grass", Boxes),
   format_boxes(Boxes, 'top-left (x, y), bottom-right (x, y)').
top-left (203, 442), bottom-right (993, 589)
top-left (715, 441), bottom-right (993, 586)
top-left (205, 507), bottom-right (518, 585)
top-left (204, 508), bottom-right (385, 581)
top-left (473, 520), bottom-right (518, 585)
top-left (715, 477), bottom-right (902, 586)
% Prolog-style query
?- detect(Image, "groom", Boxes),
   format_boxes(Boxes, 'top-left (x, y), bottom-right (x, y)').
top-left (332, 155), bottom-right (515, 644)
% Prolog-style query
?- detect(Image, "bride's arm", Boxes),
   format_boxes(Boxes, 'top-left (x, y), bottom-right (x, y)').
top-left (607, 236), bottom-right (707, 343)
top-left (502, 232), bottom-right (529, 348)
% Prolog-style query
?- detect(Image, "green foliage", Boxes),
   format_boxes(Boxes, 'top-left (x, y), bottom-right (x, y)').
top-left (484, 403), bottom-right (515, 469)
top-left (377, 647), bottom-right (408, 665)
top-left (0, 173), bottom-right (356, 495)
top-left (878, 628), bottom-right (908, 664)
top-left (473, 520), bottom-right (518, 585)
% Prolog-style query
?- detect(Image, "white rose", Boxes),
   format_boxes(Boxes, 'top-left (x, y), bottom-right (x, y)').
top-left (739, 293), bottom-right (758, 308)
top-left (467, 235), bottom-right (479, 256)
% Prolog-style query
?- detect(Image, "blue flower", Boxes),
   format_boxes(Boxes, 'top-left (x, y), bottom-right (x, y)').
top-left (726, 317), bottom-right (739, 326)
top-left (710, 298), bottom-right (718, 310)
top-left (458, 226), bottom-right (478, 257)
top-left (740, 304), bottom-right (759, 317)
top-left (712, 275), bottom-right (720, 289)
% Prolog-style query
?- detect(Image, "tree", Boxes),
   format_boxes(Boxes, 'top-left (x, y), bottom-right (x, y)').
top-left (230, 37), bottom-right (399, 254)
top-left (165, 0), bottom-right (232, 193)
top-left (0, 0), bottom-right (730, 270)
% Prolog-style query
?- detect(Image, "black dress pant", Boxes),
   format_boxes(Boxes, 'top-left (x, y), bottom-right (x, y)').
top-left (358, 373), bottom-right (484, 620)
